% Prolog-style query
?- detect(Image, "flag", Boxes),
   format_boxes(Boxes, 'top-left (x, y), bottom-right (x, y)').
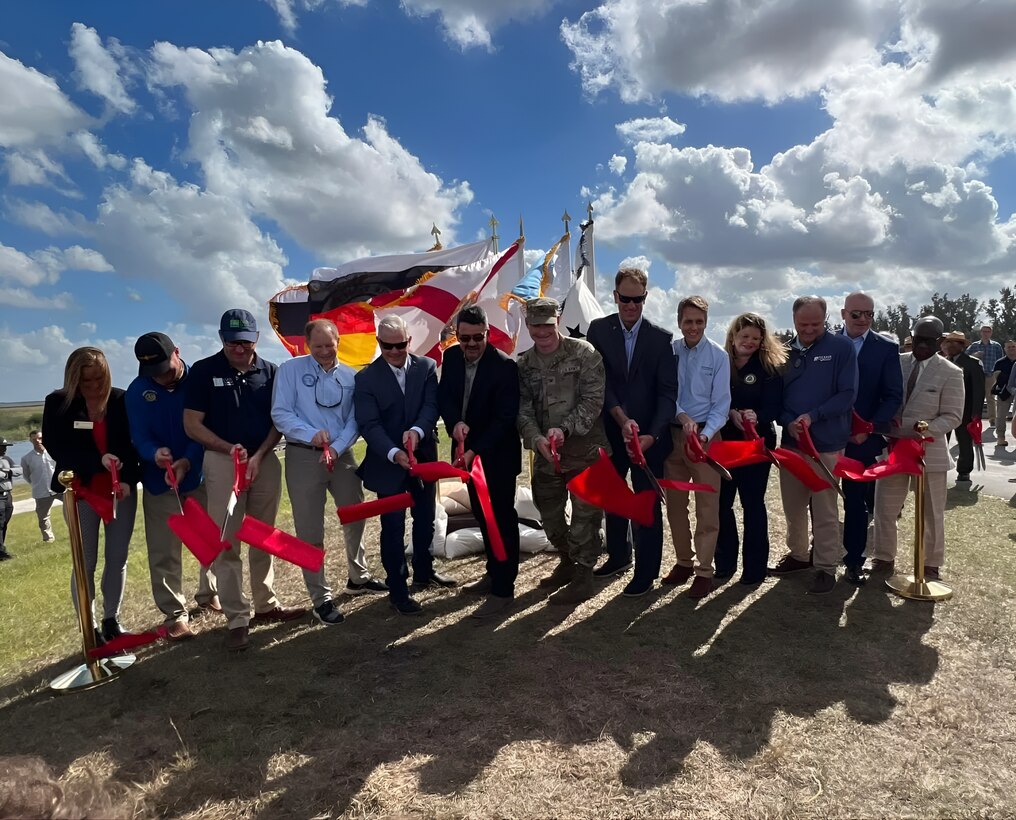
top-left (541, 232), bottom-right (572, 304)
top-left (559, 265), bottom-right (604, 340)
top-left (268, 239), bottom-right (494, 368)
top-left (575, 217), bottom-right (596, 295)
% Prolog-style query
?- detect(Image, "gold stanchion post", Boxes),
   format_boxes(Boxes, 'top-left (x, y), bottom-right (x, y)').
top-left (886, 422), bottom-right (953, 602)
top-left (49, 471), bottom-right (134, 693)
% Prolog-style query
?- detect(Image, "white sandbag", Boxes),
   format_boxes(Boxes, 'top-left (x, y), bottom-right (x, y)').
top-left (441, 495), bottom-right (470, 516)
top-left (443, 527), bottom-right (486, 559)
top-left (519, 524), bottom-right (551, 554)
top-left (445, 484), bottom-right (472, 510)
top-left (514, 486), bottom-right (541, 522)
top-left (407, 503), bottom-right (448, 557)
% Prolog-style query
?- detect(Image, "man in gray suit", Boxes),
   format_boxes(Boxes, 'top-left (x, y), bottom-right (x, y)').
top-left (871, 316), bottom-right (964, 580)
top-left (353, 315), bottom-right (456, 615)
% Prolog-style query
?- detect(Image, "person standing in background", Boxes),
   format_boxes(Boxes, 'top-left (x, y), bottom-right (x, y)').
top-left (21, 430), bottom-right (58, 543)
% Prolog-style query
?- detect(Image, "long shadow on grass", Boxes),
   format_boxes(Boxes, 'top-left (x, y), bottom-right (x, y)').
top-left (0, 556), bottom-right (938, 817)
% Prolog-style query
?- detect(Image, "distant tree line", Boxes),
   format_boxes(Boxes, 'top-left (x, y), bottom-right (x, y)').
top-left (771, 288), bottom-right (1016, 345)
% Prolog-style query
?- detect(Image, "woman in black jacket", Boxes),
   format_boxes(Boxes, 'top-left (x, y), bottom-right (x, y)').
top-left (714, 314), bottom-right (786, 585)
top-left (43, 347), bottom-right (141, 640)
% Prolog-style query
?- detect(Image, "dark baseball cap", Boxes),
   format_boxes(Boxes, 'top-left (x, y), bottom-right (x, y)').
top-left (134, 332), bottom-right (176, 377)
top-left (219, 309), bottom-right (258, 342)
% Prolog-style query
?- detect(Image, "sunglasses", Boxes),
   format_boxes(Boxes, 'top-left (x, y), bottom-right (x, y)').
top-left (616, 291), bottom-right (647, 304)
top-left (848, 310), bottom-right (874, 320)
top-left (378, 340), bottom-right (409, 351)
top-left (458, 332), bottom-right (487, 344)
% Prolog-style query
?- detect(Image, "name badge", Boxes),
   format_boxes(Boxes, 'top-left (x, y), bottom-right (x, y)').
top-left (213, 377), bottom-right (224, 387)
top-left (813, 355), bottom-right (832, 362)
top-left (73, 421), bottom-right (94, 430)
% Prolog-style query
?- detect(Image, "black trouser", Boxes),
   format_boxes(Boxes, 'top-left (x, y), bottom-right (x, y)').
top-left (603, 446), bottom-right (664, 583)
top-left (841, 454), bottom-right (877, 569)
top-left (0, 491), bottom-right (11, 550)
top-left (467, 470), bottom-right (519, 597)
top-left (954, 424), bottom-right (974, 476)
top-left (714, 460), bottom-right (771, 582)
top-left (379, 478), bottom-right (436, 603)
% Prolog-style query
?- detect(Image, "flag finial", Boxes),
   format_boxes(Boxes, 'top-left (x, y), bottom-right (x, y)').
top-left (429, 223), bottom-right (442, 251)
top-left (562, 210), bottom-right (571, 232)
top-left (519, 214), bottom-right (525, 241)
top-left (586, 201), bottom-right (594, 222)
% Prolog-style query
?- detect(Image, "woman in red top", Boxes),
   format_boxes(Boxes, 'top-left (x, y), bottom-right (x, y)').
top-left (43, 347), bottom-right (140, 641)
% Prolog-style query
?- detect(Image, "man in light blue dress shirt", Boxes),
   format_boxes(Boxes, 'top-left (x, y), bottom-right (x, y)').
top-left (661, 295), bottom-right (731, 600)
top-left (272, 319), bottom-right (387, 626)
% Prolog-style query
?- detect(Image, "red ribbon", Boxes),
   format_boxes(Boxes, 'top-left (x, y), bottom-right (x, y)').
top-left (567, 448), bottom-right (656, 527)
top-left (549, 437), bottom-right (562, 474)
top-left (852, 410), bottom-right (874, 437)
top-left (770, 448), bottom-right (833, 492)
top-left (469, 455), bottom-right (507, 561)
top-left (707, 439), bottom-right (770, 469)
top-left (88, 625), bottom-right (169, 659)
top-left (658, 478), bottom-right (717, 493)
top-left (77, 482), bottom-right (114, 523)
top-left (168, 497), bottom-right (231, 565)
top-left (834, 438), bottom-right (927, 482)
top-left (966, 418), bottom-right (983, 446)
top-left (338, 492), bottom-right (415, 524)
top-left (233, 448), bottom-right (250, 494)
top-left (410, 461), bottom-right (472, 483)
top-left (236, 515), bottom-right (325, 572)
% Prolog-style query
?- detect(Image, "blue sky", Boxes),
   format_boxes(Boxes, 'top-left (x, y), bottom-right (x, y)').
top-left (2, 0), bottom-right (1016, 401)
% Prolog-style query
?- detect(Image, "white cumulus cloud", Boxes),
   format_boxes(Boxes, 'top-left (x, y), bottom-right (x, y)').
top-left (607, 154), bottom-right (627, 175)
top-left (616, 116), bottom-right (685, 145)
top-left (69, 22), bottom-right (137, 114)
top-left (0, 51), bottom-right (90, 147)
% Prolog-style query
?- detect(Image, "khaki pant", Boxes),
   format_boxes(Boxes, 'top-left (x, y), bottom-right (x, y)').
top-left (779, 450), bottom-right (843, 574)
top-left (143, 484), bottom-right (217, 623)
top-left (285, 445), bottom-right (368, 607)
top-left (205, 449), bottom-right (282, 630)
top-left (872, 471), bottom-right (946, 568)
top-left (664, 427), bottom-right (722, 578)
top-left (34, 495), bottom-right (56, 540)
top-left (985, 374), bottom-right (997, 422)
top-left (996, 394), bottom-right (1014, 438)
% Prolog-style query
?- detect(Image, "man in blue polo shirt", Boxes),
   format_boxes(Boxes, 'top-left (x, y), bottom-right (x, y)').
top-left (127, 332), bottom-right (218, 641)
top-left (771, 295), bottom-right (857, 595)
top-left (184, 309), bottom-right (306, 651)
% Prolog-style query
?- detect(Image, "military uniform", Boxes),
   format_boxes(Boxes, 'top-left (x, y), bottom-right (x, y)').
top-left (518, 335), bottom-right (608, 568)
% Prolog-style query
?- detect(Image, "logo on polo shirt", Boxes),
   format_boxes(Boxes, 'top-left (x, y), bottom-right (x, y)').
top-left (813, 355), bottom-right (832, 362)
top-left (143, 390), bottom-right (157, 402)
top-left (744, 374), bottom-right (757, 384)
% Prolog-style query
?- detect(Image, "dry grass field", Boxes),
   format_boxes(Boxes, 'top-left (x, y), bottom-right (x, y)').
top-left (1, 472), bottom-right (1015, 818)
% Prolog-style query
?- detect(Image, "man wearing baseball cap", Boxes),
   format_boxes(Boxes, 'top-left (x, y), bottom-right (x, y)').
top-left (940, 329), bottom-right (984, 482)
top-left (184, 309), bottom-right (305, 651)
top-left (126, 332), bottom-right (217, 640)
top-left (0, 438), bottom-right (22, 561)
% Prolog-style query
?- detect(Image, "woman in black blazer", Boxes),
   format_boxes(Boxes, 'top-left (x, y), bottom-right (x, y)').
top-left (43, 347), bottom-right (141, 641)
top-left (714, 314), bottom-right (786, 585)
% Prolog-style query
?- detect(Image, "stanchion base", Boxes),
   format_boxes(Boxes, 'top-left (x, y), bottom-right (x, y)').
top-left (886, 574), bottom-right (953, 601)
top-left (49, 654), bottom-right (135, 693)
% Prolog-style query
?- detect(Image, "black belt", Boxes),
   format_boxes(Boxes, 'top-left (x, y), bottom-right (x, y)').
top-left (671, 420), bottom-right (707, 428)
top-left (286, 440), bottom-right (324, 451)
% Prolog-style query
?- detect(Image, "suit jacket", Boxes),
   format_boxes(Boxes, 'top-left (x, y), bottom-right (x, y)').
top-left (42, 388), bottom-right (142, 494)
top-left (847, 331), bottom-right (904, 463)
top-left (950, 351), bottom-right (985, 424)
top-left (586, 314), bottom-right (676, 465)
top-left (897, 353), bottom-right (964, 472)
top-left (354, 354), bottom-right (439, 496)
top-left (437, 344), bottom-right (521, 477)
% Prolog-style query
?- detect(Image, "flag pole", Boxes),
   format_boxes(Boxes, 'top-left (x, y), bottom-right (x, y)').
top-left (561, 210), bottom-right (573, 280)
top-left (585, 202), bottom-right (596, 295)
top-left (517, 214), bottom-right (526, 282)
top-left (489, 214), bottom-right (499, 254)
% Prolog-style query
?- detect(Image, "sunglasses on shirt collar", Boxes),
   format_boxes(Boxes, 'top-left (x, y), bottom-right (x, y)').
top-left (378, 340), bottom-right (409, 351)
top-left (615, 291), bottom-right (647, 304)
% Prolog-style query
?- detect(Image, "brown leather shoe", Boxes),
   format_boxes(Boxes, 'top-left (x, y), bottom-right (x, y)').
top-left (687, 575), bottom-right (714, 599)
top-left (166, 620), bottom-right (195, 641)
top-left (198, 595), bottom-right (223, 614)
top-left (251, 605), bottom-right (307, 625)
top-left (662, 563), bottom-right (694, 585)
top-left (225, 626), bottom-right (249, 652)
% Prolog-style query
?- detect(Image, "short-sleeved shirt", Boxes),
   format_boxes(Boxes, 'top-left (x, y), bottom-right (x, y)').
top-left (185, 351), bottom-right (277, 452)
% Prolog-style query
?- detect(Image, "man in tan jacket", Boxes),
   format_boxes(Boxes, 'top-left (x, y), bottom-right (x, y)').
top-left (871, 316), bottom-right (964, 580)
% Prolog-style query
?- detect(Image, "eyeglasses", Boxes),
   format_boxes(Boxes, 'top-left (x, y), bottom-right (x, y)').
top-left (224, 340), bottom-right (255, 348)
top-left (848, 310), bottom-right (874, 320)
top-left (458, 332), bottom-right (487, 344)
top-left (378, 340), bottom-right (409, 351)
top-left (313, 373), bottom-right (344, 408)
top-left (616, 292), bottom-right (647, 304)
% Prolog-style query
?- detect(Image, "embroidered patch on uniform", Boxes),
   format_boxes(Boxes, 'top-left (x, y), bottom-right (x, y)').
top-left (744, 374), bottom-right (757, 384)
top-left (143, 390), bottom-right (157, 402)
top-left (813, 355), bottom-right (832, 362)
top-left (302, 373), bottom-right (316, 387)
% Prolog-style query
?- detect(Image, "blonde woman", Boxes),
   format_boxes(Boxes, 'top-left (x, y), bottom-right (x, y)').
top-left (42, 347), bottom-right (140, 641)
top-left (713, 314), bottom-right (787, 585)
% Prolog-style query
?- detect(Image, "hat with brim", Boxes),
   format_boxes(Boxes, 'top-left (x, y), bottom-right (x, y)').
top-left (943, 330), bottom-right (968, 343)
top-left (220, 308), bottom-right (259, 342)
top-left (135, 332), bottom-right (176, 378)
top-left (524, 297), bottom-right (560, 325)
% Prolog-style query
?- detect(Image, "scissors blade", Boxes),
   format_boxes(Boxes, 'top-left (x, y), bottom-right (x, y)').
top-left (219, 491), bottom-right (238, 540)
top-left (976, 444), bottom-right (986, 471)
top-left (703, 455), bottom-right (734, 482)
top-left (804, 453), bottom-right (845, 498)
top-left (640, 464), bottom-right (667, 504)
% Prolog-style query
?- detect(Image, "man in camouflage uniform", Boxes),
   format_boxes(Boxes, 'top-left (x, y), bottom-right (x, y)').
top-left (517, 297), bottom-right (608, 605)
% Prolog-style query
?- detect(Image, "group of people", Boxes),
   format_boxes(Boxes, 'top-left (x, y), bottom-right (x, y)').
top-left (30, 269), bottom-right (983, 652)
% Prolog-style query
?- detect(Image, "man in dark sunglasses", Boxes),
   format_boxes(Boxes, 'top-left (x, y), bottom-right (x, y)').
top-left (272, 319), bottom-right (388, 627)
top-left (437, 305), bottom-right (522, 618)
top-left (838, 292), bottom-right (903, 585)
top-left (586, 268), bottom-right (676, 597)
top-left (354, 314), bottom-right (456, 616)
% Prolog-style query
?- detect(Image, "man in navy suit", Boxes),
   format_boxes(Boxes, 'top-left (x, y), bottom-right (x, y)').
top-left (839, 292), bottom-right (903, 584)
top-left (438, 305), bottom-right (522, 619)
top-left (353, 314), bottom-right (456, 615)
top-left (586, 268), bottom-right (677, 597)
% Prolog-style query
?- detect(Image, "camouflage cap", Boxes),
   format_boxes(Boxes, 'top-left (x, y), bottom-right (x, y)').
top-left (525, 297), bottom-right (560, 325)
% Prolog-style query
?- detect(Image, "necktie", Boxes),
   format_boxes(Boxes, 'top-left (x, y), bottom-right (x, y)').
top-left (905, 361), bottom-right (920, 403)
top-left (396, 366), bottom-right (406, 394)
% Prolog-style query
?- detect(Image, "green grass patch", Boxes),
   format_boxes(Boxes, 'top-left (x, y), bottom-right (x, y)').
top-left (0, 404), bottom-right (43, 442)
